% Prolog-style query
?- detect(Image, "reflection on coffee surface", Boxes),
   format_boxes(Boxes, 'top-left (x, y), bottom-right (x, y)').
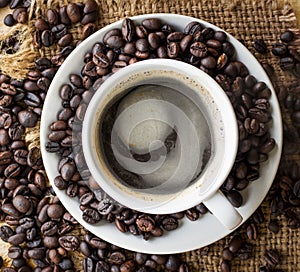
top-left (98, 82), bottom-right (212, 194)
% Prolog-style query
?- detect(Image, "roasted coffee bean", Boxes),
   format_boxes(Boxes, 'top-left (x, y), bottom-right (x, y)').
top-left (4, 178), bottom-right (19, 190)
top-left (17, 110), bottom-right (38, 128)
top-left (0, 112), bottom-right (12, 129)
top-left (4, 163), bottom-right (21, 178)
top-left (253, 39), bottom-right (267, 53)
top-left (66, 3), bottom-right (81, 23)
top-left (237, 243), bottom-right (252, 260)
top-left (228, 234), bottom-right (243, 253)
top-left (280, 56), bottom-right (295, 71)
top-left (27, 147), bottom-right (43, 170)
top-left (83, 257), bottom-right (94, 271)
top-left (222, 247), bottom-right (234, 261)
top-left (268, 220), bottom-right (280, 234)
top-left (150, 254), bottom-right (167, 265)
top-left (166, 32), bottom-right (185, 43)
top-left (190, 42), bottom-right (208, 58)
top-left (60, 161), bottom-right (76, 181)
top-left (41, 67), bottom-right (57, 79)
top-left (141, 18), bottom-right (162, 30)
top-left (12, 195), bottom-right (31, 214)
top-left (50, 120), bottom-right (67, 131)
top-left (252, 207), bottom-right (265, 224)
top-left (183, 21), bottom-right (201, 35)
top-left (222, 41), bottom-right (235, 57)
top-left (51, 24), bottom-right (67, 40)
top-left (108, 251), bottom-right (126, 265)
top-left (24, 92), bottom-right (41, 107)
top-left (201, 56), bottom-right (216, 69)
top-left (148, 32), bottom-right (161, 49)
top-left (164, 255), bottom-right (181, 271)
top-left (19, 217), bottom-right (34, 229)
top-left (8, 246), bottom-right (22, 259)
top-left (27, 248), bottom-right (46, 259)
top-left (135, 38), bottom-right (149, 52)
top-left (264, 249), bottom-right (280, 267)
top-left (4, 14), bottom-right (15, 26)
top-left (161, 216), bottom-right (178, 231)
top-left (167, 42), bottom-right (179, 58)
top-left (12, 7), bottom-right (27, 24)
top-left (82, 10), bottom-right (98, 25)
top-left (122, 18), bottom-right (135, 42)
top-left (272, 43), bottom-right (288, 56)
top-left (35, 18), bottom-right (49, 31)
top-left (58, 235), bottom-right (80, 251)
top-left (45, 142), bottom-right (60, 153)
top-left (58, 258), bottom-right (74, 270)
top-left (41, 30), bottom-right (54, 47)
top-left (0, 225), bottom-right (14, 242)
top-left (135, 215), bottom-right (155, 232)
top-left (41, 221), bottom-right (58, 236)
top-left (0, 150), bottom-right (12, 165)
top-left (0, 129), bottom-right (9, 146)
top-left (8, 233), bottom-right (26, 245)
top-left (226, 190), bottom-right (243, 207)
top-left (47, 203), bottom-right (64, 219)
top-left (69, 74), bottom-right (82, 88)
top-left (93, 52), bottom-right (110, 68)
top-left (83, 208), bottom-right (101, 224)
top-left (246, 222), bottom-right (258, 240)
top-left (46, 9), bottom-right (59, 25)
top-left (82, 23), bottom-right (97, 40)
top-left (23, 80), bottom-right (39, 92)
top-left (0, 0), bottom-right (10, 8)
top-left (8, 123), bottom-right (24, 141)
top-left (280, 30), bottom-right (294, 43)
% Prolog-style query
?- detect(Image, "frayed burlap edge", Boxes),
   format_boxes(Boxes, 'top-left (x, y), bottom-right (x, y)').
top-left (0, 24), bottom-right (38, 80)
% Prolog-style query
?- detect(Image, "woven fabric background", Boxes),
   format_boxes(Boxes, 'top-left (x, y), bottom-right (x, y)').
top-left (0, 0), bottom-right (300, 271)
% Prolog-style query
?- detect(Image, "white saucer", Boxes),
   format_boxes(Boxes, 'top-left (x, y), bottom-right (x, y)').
top-left (40, 14), bottom-right (282, 254)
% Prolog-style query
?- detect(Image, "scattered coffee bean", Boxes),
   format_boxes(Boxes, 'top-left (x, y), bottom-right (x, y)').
top-left (280, 30), bottom-right (294, 43)
top-left (4, 14), bottom-right (15, 26)
top-left (264, 249), bottom-right (281, 267)
top-left (253, 39), bottom-right (267, 53)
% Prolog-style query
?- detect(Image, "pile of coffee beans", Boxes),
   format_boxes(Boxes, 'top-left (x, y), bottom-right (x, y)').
top-left (33, 1), bottom-right (99, 49)
top-left (0, 0), bottom-right (31, 27)
top-left (253, 30), bottom-right (300, 78)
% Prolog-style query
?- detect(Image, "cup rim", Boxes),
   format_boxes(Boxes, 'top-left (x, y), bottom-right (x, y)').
top-left (82, 58), bottom-right (238, 214)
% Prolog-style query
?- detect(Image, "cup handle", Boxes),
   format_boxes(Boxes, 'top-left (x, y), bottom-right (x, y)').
top-left (203, 190), bottom-right (243, 230)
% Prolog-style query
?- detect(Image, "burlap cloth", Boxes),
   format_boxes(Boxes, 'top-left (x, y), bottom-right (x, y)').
top-left (0, 0), bottom-right (300, 271)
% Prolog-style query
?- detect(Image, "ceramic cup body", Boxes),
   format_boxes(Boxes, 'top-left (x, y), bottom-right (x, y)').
top-left (82, 59), bottom-right (242, 229)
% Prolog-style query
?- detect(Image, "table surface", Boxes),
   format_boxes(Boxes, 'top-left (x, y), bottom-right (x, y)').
top-left (290, 0), bottom-right (300, 25)
top-left (0, 0), bottom-right (299, 271)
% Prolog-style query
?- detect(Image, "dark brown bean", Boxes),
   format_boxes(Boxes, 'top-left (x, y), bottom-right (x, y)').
top-left (66, 3), bottom-right (81, 23)
top-left (280, 30), bottom-right (294, 43)
top-left (253, 39), bottom-right (267, 53)
top-left (8, 233), bottom-right (26, 245)
top-left (58, 235), bottom-right (80, 251)
top-left (228, 235), bottom-right (244, 254)
top-left (190, 42), bottom-right (208, 58)
top-left (142, 18), bottom-right (162, 30)
top-left (264, 249), bottom-right (281, 267)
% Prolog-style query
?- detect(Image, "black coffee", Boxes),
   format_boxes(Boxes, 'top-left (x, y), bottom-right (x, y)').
top-left (97, 81), bottom-right (212, 194)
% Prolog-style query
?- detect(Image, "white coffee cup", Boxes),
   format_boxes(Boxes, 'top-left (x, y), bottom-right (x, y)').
top-left (82, 59), bottom-right (242, 230)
